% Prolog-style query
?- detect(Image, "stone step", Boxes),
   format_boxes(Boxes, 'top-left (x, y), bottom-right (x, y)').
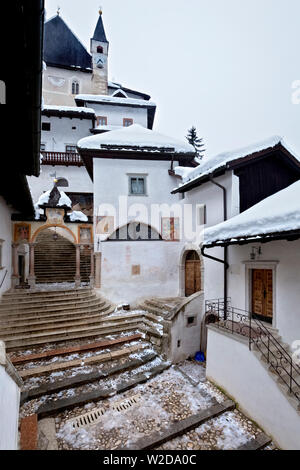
top-left (19, 343), bottom-right (147, 379)
top-left (36, 359), bottom-right (171, 418)
top-left (0, 303), bottom-right (112, 323)
top-left (12, 333), bottom-right (142, 364)
top-left (21, 351), bottom-right (157, 403)
top-left (0, 309), bottom-right (116, 334)
top-left (0, 300), bottom-right (108, 318)
top-left (2, 288), bottom-right (92, 299)
top-left (3, 320), bottom-right (144, 350)
top-left (0, 295), bottom-right (100, 312)
top-left (1, 315), bottom-right (144, 340)
top-left (137, 303), bottom-right (167, 317)
top-left (4, 319), bottom-right (161, 351)
top-left (122, 399), bottom-right (236, 450)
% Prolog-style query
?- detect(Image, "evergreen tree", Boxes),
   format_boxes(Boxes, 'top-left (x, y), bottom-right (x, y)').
top-left (186, 126), bottom-right (205, 160)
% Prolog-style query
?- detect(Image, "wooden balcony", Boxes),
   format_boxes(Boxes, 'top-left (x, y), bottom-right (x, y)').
top-left (41, 151), bottom-right (84, 167)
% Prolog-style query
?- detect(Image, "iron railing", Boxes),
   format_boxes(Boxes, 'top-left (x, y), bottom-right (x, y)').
top-left (41, 151), bottom-right (84, 167)
top-left (205, 299), bottom-right (300, 406)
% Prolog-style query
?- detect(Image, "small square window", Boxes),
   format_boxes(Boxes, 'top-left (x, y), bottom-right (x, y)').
top-left (42, 122), bottom-right (51, 131)
top-left (65, 145), bottom-right (77, 153)
top-left (123, 118), bottom-right (133, 127)
top-left (129, 176), bottom-right (146, 196)
top-left (97, 116), bottom-right (107, 126)
top-left (187, 316), bottom-right (196, 326)
top-left (40, 143), bottom-right (46, 151)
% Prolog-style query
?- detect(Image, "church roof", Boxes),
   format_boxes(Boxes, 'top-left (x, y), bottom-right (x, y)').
top-left (92, 13), bottom-right (108, 43)
top-left (43, 15), bottom-right (92, 72)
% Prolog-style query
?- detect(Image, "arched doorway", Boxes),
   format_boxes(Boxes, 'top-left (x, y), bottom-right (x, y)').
top-left (35, 228), bottom-right (77, 284)
top-left (185, 251), bottom-right (201, 297)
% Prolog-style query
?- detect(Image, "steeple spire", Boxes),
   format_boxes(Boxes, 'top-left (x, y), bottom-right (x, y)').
top-left (92, 9), bottom-right (108, 43)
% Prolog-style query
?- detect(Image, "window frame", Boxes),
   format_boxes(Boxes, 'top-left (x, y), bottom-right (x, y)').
top-left (128, 173), bottom-right (148, 197)
top-left (71, 80), bottom-right (80, 95)
top-left (123, 118), bottom-right (134, 127)
top-left (65, 144), bottom-right (77, 153)
top-left (96, 116), bottom-right (108, 126)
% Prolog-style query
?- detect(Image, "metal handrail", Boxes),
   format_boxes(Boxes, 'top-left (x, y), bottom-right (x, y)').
top-left (205, 299), bottom-right (300, 404)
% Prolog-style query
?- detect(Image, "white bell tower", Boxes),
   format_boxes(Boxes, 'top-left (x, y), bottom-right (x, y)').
top-left (90, 8), bottom-right (109, 95)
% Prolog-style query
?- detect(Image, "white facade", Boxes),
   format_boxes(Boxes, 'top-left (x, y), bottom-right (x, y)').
top-left (88, 102), bottom-right (148, 129)
top-left (0, 342), bottom-right (21, 450)
top-left (207, 326), bottom-right (300, 450)
top-left (94, 158), bottom-right (185, 304)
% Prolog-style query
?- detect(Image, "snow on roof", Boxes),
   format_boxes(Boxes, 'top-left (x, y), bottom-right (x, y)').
top-left (180, 136), bottom-right (300, 187)
top-left (69, 211), bottom-right (88, 222)
top-left (37, 189), bottom-right (72, 208)
top-left (204, 180), bottom-right (300, 245)
top-left (42, 105), bottom-right (95, 115)
top-left (75, 94), bottom-right (156, 107)
top-left (174, 166), bottom-right (195, 179)
top-left (78, 124), bottom-right (195, 154)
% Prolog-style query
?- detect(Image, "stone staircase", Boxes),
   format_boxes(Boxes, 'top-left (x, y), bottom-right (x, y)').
top-left (34, 230), bottom-right (90, 284)
top-left (137, 297), bottom-right (186, 319)
top-left (0, 289), bottom-right (167, 352)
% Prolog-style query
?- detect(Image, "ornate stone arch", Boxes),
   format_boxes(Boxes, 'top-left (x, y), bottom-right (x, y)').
top-left (30, 224), bottom-right (77, 244)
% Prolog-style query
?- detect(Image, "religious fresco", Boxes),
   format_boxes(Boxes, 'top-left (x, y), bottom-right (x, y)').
top-left (46, 208), bottom-right (65, 225)
top-left (161, 217), bottom-right (180, 241)
top-left (79, 226), bottom-right (93, 244)
top-left (14, 223), bottom-right (31, 243)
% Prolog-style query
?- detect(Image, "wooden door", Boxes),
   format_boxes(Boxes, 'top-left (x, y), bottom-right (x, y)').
top-left (185, 251), bottom-right (201, 297)
top-left (252, 269), bottom-right (273, 322)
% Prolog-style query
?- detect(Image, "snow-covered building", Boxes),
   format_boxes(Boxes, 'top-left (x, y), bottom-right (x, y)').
top-left (29, 10), bottom-right (157, 216)
top-left (172, 136), bottom-right (300, 304)
top-left (78, 124), bottom-right (197, 304)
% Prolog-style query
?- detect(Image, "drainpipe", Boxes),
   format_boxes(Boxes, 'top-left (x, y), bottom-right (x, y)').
top-left (201, 175), bottom-right (229, 318)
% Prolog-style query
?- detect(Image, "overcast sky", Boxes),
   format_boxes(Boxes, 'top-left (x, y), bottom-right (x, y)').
top-left (45, 0), bottom-right (300, 158)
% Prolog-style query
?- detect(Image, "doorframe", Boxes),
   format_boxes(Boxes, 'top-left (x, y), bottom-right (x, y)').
top-left (243, 260), bottom-right (279, 328)
top-left (179, 244), bottom-right (204, 297)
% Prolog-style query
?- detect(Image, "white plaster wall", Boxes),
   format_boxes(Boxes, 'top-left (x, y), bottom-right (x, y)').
top-left (206, 326), bottom-right (300, 450)
top-left (94, 158), bottom-right (181, 216)
top-left (86, 102), bottom-right (148, 128)
top-left (169, 293), bottom-right (204, 363)
top-left (43, 66), bottom-right (93, 106)
top-left (100, 241), bottom-right (181, 304)
top-left (224, 239), bottom-right (300, 346)
top-left (0, 197), bottom-right (13, 296)
top-left (0, 366), bottom-right (20, 450)
top-left (40, 115), bottom-right (93, 153)
top-left (179, 172), bottom-right (237, 304)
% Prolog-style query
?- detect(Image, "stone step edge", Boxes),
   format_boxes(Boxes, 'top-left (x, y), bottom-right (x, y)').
top-left (21, 351), bottom-right (157, 404)
top-left (0, 301), bottom-right (108, 317)
top-left (5, 324), bottom-right (144, 351)
top-left (19, 343), bottom-right (147, 379)
top-left (0, 295), bottom-right (98, 309)
top-left (37, 361), bottom-right (171, 419)
top-left (0, 306), bottom-right (113, 325)
top-left (1, 317), bottom-right (162, 343)
top-left (3, 288), bottom-right (91, 298)
top-left (120, 399), bottom-right (235, 450)
top-left (11, 333), bottom-right (142, 364)
top-left (0, 307), bottom-right (113, 329)
top-left (236, 432), bottom-right (272, 450)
